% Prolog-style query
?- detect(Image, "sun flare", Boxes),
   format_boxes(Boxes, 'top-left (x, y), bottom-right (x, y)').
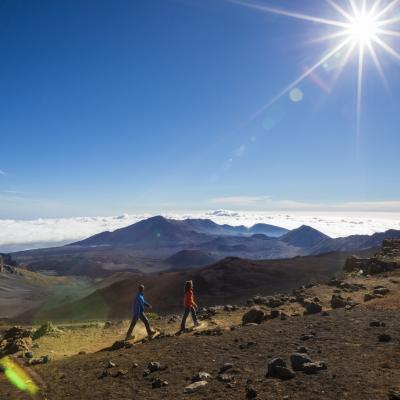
top-left (231, 0), bottom-right (400, 135)
top-left (347, 13), bottom-right (378, 44)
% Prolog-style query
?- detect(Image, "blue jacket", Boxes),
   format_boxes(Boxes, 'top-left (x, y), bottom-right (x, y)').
top-left (133, 292), bottom-right (151, 315)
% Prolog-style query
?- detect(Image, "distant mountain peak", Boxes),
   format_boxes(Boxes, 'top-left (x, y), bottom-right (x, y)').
top-left (281, 225), bottom-right (330, 248)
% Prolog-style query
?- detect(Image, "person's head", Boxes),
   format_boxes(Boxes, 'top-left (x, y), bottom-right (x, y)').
top-left (138, 284), bottom-right (144, 293)
top-left (184, 280), bottom-right (193, 292)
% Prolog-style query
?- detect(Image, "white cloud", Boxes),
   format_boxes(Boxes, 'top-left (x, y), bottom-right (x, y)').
top-left (210, 196), bottom-right (271, 206)
top-left (1, 209), bottom-right (400, 252)
top-left (208, 196), bottom-right (400, 213)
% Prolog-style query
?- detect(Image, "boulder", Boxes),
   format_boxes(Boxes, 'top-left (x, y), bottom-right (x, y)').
top-left (266, 358), bottom-right (295, 380)
top-left (304, 301), bottom-right (322, 315)
top-left (331, 294), bottom-right (348, 309)
top-left (242, 308), bottom-right (265, 325)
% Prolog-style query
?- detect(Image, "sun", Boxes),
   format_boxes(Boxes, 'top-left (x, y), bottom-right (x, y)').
top-left (347, 12), bottom-right (378, 44)
top-left (230, 0), bottom-right (400, 135)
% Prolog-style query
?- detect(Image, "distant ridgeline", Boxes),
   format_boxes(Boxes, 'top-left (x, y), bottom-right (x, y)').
top-left (345, 239), bottom-right (400, 275)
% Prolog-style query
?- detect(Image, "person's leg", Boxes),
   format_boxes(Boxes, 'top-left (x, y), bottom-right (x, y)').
top-left (190, 307), bottom-right (200, 326)
top-left (139, 312), bottom-right (153, 336)
top-left (180, 308), bottom-right (190, 331)
top-left (125, 315), bottom-right (138, 339)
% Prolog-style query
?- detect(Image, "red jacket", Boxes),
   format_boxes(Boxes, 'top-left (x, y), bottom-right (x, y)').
top-left (184, 289), bottom-right (197, 309)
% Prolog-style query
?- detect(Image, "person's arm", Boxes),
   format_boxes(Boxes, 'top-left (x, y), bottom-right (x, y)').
top-left (144, 299), bottom-right (152, 309)
top-left (191, 292), bottom-right (198, 309)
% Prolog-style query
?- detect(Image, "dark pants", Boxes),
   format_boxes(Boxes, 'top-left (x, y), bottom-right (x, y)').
top-left (181, 307), bottom-right (198, 330)
top-left (126, 312), bottom-right (152, 338)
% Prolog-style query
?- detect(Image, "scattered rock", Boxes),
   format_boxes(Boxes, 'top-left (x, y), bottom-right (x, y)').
top-left (389, 389), bottom-right (400, 400)
top-left (304, 301), bottom-right (322, 315)
top-left (266, 358), bottom-right (295, 380)
top-left (378, 334), bottom-right (391, 343)
top-left (184, 380), bottom-right (208, 393)
top-left (331, 294), bottom-right (348, 309)
top-left (364, 293), bottom-right (377, 302)
top-left (242, 308), bottom-right (265, 325)
top-left (302, 361), bottom-right (327, 374)
top-left (290, 353), bottom-right (312, 371)
top-left (297, 346), bottom-right (308, 354)
top-left (269, 310), bottom-right (280, 319)
top-left (300, 333), bottom-right (315, 341)
top-left (148, 362), bottom-right (167, 372)
top-left (373, 287), bottom-right (389, 296)
top-left (219, 362), bottom-right (234, 373)
top-left (27, 355), bottom-right (49, 365)
top-left (370, 320), bottom-right (385, 327)
top-left (192, 372), bottom-right (212, 382)
top-left (107, 361), bottom-right (117, 368)
top-left (224, 305), bottom-right (239, 312)
top-left (218, 374), bottom-right (234, 382)
top-left (152, 378), bottom-right (168, 389)
top-left (246, 387), bottom-right (258, 399)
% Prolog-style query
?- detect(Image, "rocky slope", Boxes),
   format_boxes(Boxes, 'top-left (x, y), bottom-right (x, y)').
top-left (1, 241), bottom-right (400, 399)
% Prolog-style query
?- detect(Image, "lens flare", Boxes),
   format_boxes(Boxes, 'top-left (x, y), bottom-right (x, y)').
top-left (0, 356), bottom-right (39, 396)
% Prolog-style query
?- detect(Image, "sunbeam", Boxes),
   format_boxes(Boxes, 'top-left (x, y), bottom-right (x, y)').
top-left (229, 0), bottom-right (400, 136)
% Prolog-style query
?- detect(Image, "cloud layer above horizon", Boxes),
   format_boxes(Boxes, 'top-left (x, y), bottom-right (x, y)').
top-left (1, 210), bottom-right (400, 253)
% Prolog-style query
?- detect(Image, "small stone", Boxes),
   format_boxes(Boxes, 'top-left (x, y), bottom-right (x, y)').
top-left (290, 353), bottom-right (312, 371)
top-left (148, 362), bottom-right (162, 372)
top-left (152, 378), bottom-right (168, 389)
top-left (219, 362), bottom-right (234, 373)
top-left (24, 351), bottom-right (33, 359)
top-left (107, 361), bottom-right (117, 368)
top-left (370, 320), bottom-right (383, 327)
top-left (378, 334), bottom-right (391, 342)
top-left (364, 293), bottom-right (376, 302)
top-left (373, 287), bottom-right (389, 296)
top-left (184, 380), bottom-right (208, 393)
top-left (389, 389), bottom-right (400, 400)
top-left (302, 361), bottom-right (327, 374)
top-left (218, 374), bottom-right (234, 382)
top-left (192, 372), bottom-right (212, 382)
top-left (297, 346), bottom-right (308, 354)
top-left (246, 387), bottom-right (257, 398)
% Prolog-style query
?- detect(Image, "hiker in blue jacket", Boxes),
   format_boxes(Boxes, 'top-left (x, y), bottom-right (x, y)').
top-left (125, 284), bottom-right (155, 340)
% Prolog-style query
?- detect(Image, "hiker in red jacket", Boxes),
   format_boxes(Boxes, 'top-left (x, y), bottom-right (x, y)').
top-left (180, 280), bottom-right (200, 332)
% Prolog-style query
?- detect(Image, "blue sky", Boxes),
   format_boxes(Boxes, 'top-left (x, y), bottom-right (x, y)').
top-left (0, 0), bottom-right (399, 219)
